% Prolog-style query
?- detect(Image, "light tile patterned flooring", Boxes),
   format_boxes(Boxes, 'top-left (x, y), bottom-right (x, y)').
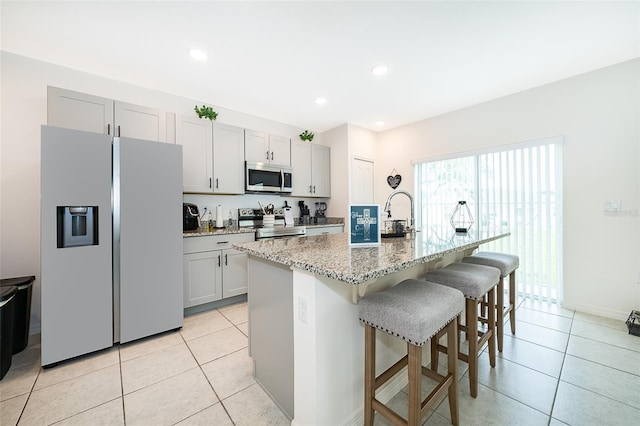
top-left (1, 298), bottom-right (639, 425)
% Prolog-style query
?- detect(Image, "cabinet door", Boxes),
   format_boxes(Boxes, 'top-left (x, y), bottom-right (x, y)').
top-left (47, 86), bottom-right (114, 135)
top-left (291, 141), bottom-right (312, 196)
top-left (269, 134), bottom-right (291, 166)
top-left (177, 114), bottom-right (213, 193)
top-left (245, 129), bottom-right (269, 164)
top-left (183, 251), bottom-right (222, 308)
top-left (222, 248), bottom-right (248, 298)
top-left (311, 144), bottom-right (331, 197)
top-left (114, 101), bottom-right (167, 142)
top-left (213, 123), bottom-right (245, 194)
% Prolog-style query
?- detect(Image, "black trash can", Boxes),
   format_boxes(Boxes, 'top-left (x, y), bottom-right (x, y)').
top-left (0, 276), bottom-right (35, 354)
top-left (1, 285), bottom-right (17, 380)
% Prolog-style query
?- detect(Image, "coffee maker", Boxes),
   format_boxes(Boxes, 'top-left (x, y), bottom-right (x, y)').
top-left (314, 202), bottom-right (327, 224)
top-left (183, 203), bottom-right (200, 231)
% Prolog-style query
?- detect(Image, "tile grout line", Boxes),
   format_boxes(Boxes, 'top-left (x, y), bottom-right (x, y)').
top-left (546, 307), bottom-right (575, 425)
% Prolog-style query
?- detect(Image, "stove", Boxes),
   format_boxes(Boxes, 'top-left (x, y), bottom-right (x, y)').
top-left (238, 208), bottom-right (306, 240)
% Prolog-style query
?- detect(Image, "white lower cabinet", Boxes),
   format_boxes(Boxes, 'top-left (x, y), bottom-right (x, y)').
top-left (183, 233), bottom-right (254, 308)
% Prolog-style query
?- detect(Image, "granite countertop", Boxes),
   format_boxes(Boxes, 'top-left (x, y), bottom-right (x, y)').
top-left (233, 228), bottom-right (509, 285)
top-left (183, 227), bottom-right (256, 238)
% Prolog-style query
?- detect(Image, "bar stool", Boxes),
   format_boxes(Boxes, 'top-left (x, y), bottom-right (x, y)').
top-left (359, 279), bottom-right (464, 426)
top-left (425, 262), bottom-right (500, 398)
top-left (462, 252), bottom-right (519, 352)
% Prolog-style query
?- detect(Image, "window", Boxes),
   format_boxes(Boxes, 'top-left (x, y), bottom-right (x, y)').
top-left (415, 137), bottom-right (563, 302)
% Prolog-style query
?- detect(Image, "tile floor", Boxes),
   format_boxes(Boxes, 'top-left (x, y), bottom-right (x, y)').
top-left (1, 298), bottom-right (639, 425)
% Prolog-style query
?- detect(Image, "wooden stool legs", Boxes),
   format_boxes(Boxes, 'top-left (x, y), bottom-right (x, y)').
top-left (364, 319), bottom-right (459, 425)
top-left (431, 289), bottom-right (496, 398)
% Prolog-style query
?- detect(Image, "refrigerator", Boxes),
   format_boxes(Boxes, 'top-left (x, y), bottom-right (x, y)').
top-left (41, 126), bottom-right (183, 366)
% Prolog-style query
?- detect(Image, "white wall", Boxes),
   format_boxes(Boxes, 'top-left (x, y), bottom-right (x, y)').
top-left (377, 59), bottom-right (640, 320)
top-left (0, 51), bottom-right (322, 334)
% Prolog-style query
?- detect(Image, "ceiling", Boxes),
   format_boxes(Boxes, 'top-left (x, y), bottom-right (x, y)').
top-left (1, 1), bottom-right (638, 132)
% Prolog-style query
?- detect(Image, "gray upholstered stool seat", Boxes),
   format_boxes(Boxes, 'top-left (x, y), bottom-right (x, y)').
top-left (463, 252), bottom-right (519, 351)
top-left (359, 279), bottom-right (464, 425)
top-left (425, 263), bottom-right (500, 398)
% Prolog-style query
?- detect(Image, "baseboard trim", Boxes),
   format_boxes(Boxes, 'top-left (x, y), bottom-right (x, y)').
top-left (561, 300), bottom-right (631, 321)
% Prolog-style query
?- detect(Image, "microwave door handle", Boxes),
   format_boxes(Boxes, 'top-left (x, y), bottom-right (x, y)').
top-left (280, 169), bottom-right (284, 191)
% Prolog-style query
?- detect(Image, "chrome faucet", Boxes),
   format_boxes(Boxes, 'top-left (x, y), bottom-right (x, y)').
top-left (383, 190), bottom-right (415, 231)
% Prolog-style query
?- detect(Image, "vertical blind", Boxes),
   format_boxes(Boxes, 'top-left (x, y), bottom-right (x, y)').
top-left (415, 137), bottom-right (563, 302)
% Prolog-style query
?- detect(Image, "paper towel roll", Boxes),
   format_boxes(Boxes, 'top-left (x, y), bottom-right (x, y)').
top-left (216, 205), bottom-right (224, 228)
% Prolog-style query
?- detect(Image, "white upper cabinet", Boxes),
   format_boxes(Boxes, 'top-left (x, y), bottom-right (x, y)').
top-left (291, 141), bottom-right (331, 197)
top-left (176, 114), bottom-right (213, 193)
top-left (212, 123), bottom-right (245, 194)
top-left (113, 101), bottom-right (169, 142)
top-left (245, 129), bottom-right (291, 167)
top-left (47, 86), bottom-right (172, 143)
top-left (48, 87), bottom-right (114, 135)
top-left (268, 134), bottom-right (291, 166)
top-left (311, 143), bottom-right (331, 197)
top-left (177, 114), bottom-right (244, 194)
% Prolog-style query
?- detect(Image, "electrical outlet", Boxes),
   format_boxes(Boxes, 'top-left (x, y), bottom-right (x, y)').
top-left (298, 296), bottom-right (309, 324)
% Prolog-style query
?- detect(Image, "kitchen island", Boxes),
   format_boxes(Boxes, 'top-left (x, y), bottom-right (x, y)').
top-left (234, 229), bottom-right (509, 425)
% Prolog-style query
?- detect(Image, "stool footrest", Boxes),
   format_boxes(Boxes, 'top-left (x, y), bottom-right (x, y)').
top-left (375, 355), bottom-right (408, 391)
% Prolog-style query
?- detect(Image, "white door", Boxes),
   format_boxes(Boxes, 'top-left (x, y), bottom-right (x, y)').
top-left (177, 114), bottom-right (213, 193)
top-left (114, 101), bottom-right (167, 142)
top-left (213, 123), bottom-right (244, 194)
top-left (351, 158), bottom-right (374, 204)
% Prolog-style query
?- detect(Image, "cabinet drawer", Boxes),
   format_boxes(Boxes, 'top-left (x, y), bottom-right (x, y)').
top-left (183, 232), bottom-right (254, 254)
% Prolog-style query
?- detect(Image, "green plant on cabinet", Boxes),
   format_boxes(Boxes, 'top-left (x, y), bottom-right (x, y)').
top-left (194, 105), bottom-right (218, 121)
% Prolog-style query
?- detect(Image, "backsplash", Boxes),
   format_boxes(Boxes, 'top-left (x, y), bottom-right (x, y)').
top-left (183, 193), bottom-right (331, 223)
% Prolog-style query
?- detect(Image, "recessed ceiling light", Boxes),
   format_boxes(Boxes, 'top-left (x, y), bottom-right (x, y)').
top-left (314, 97), bottom-right (327, 105)
top-left (371, 65), bottom-right (388, 76)
top-left (375, 121), bottom-right (385, 127)
top-left (189, 48), bottom-right (207, 61)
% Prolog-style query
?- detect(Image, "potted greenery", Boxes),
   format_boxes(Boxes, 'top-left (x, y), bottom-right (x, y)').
top-left (194, 105), bottom-right (218, 121)
top-left (299, 130), bottom-right (314, 142)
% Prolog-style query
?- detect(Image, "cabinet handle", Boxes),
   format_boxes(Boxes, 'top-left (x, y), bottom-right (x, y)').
top-left (117, 125), bottom-right (121, 137)
top-left (216, 241), bottom-right (229, 244)
top-left (107, 123), bottom-right (111, 135)
top-left (266, 151), bottom-right (269, 160)
top-left (209, 178), bottom-right (212, 188)
top-left (218, 255), bottom-right (221, 267)
top-left (215, 178), bottom-right (219, 189)
top-left (309, 185), bottom-right (312, 193)
top-left (313, 185), bottom-right (316, 193)
top-left (271, 151), bottom-right (274, 161)
top-left (225, 254), bottom-right (228, 266)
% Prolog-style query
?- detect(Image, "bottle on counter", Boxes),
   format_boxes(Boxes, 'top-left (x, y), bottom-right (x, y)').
top-left (207, 212), bottom-right (214, 232)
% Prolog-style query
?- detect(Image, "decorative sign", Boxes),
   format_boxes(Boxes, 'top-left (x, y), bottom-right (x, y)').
top-left (349, 204), bottom-right (381, 246)
top-left (387, 169), bottom-right (401, 189)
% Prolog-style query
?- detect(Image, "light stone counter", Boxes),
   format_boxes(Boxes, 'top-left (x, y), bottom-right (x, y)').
top-left (235, 228), bottom-right (509, 425)
top-left (234, 229), bottom-right (508, 285)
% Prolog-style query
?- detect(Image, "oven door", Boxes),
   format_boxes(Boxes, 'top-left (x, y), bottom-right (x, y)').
top-left (245, 162), bottom-right (292, 193)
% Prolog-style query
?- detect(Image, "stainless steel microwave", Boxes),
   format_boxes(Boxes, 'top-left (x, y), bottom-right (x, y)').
top-left (245, 162), bottom-right (292, 193)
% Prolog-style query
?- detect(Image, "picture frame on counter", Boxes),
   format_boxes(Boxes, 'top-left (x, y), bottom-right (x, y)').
top-left (349, 204), bottom-right (381, 246)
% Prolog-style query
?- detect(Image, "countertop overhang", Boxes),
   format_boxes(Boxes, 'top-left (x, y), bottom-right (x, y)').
top-left (234, 228), bottom-right (510, 285)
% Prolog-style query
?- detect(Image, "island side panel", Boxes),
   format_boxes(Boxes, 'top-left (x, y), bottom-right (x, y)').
top-left (247, 255), bottom-right (294, 419)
